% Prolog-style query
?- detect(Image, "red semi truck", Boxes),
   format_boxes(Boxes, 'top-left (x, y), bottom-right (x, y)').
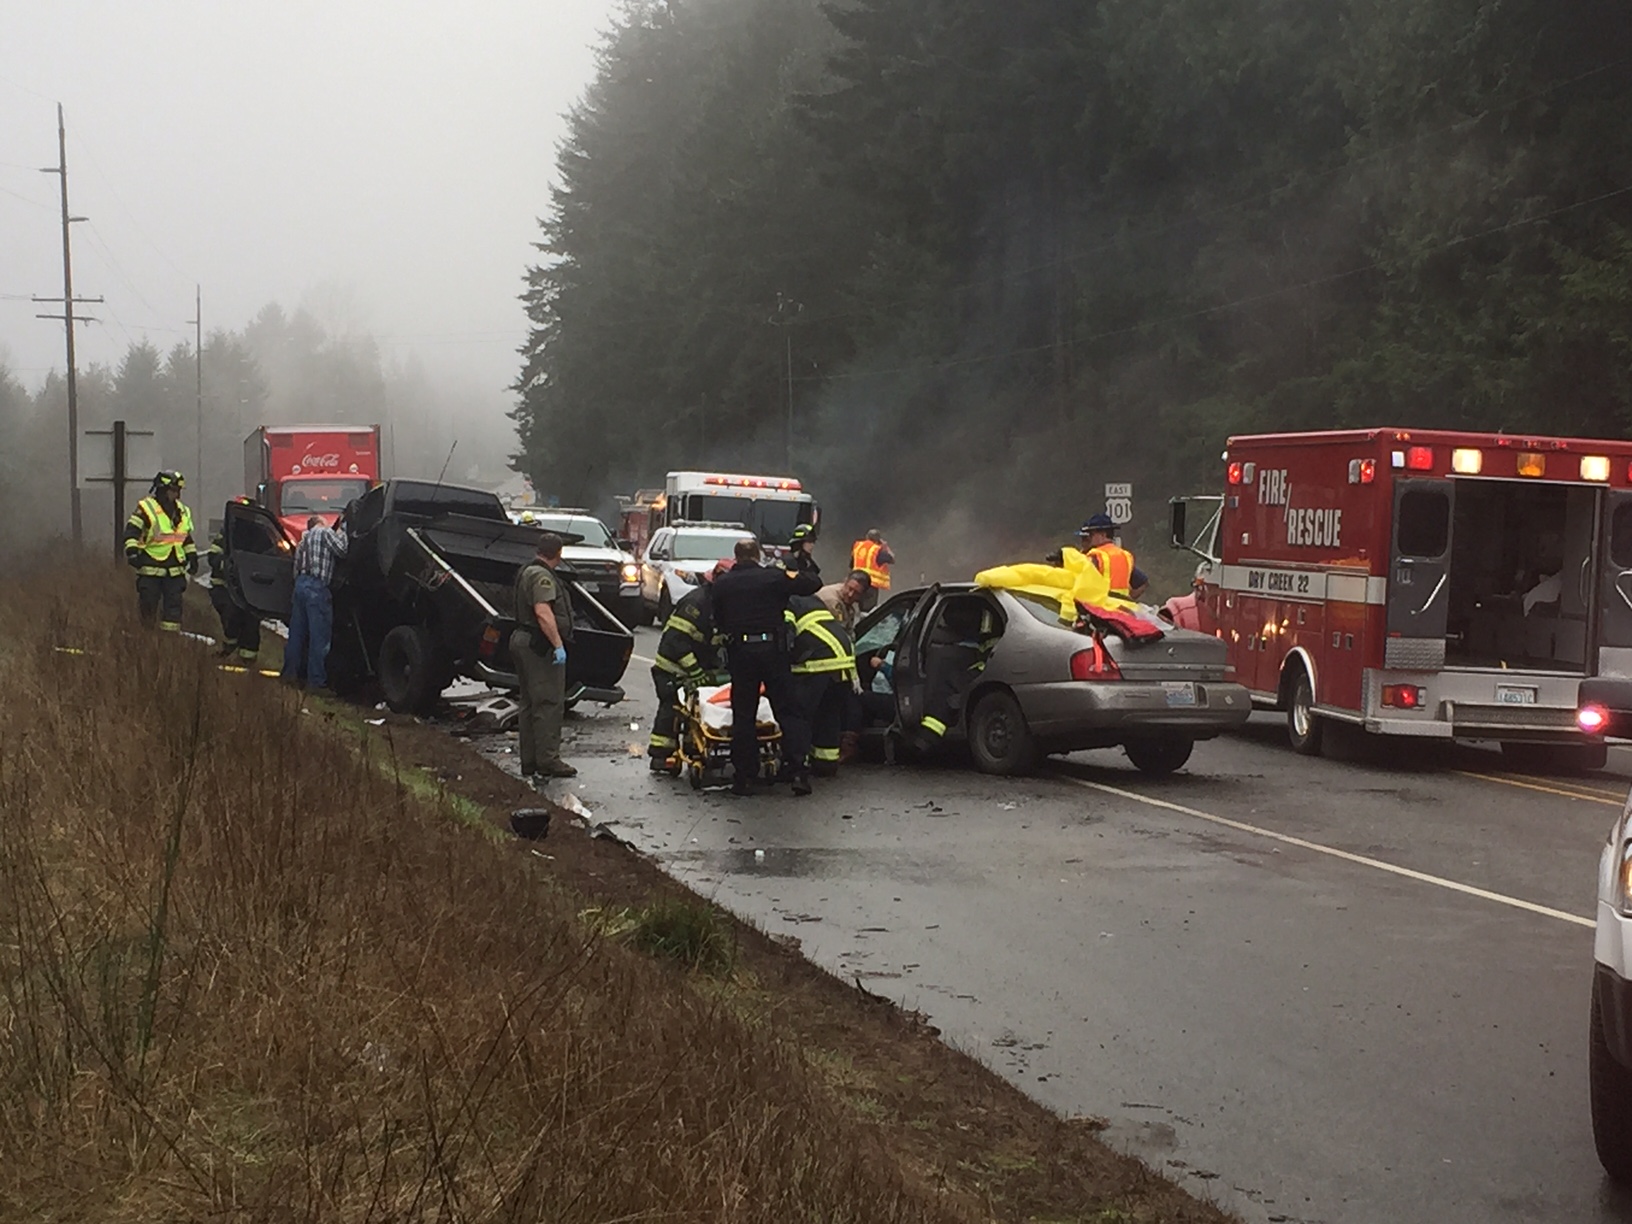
top-left (244, 424), bottom-right (382, 539)
top-left (1170, 427), bottom-right (1632, 769)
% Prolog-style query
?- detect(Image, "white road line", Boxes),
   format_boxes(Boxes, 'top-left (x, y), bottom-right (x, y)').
top-left (631, 651), bottom-right (655, 665)
top-left (1057, 773), bottom-right (1594, 929)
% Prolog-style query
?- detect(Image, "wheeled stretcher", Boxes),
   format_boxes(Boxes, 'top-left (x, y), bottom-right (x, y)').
top-left (673, 683), bottom-right (782, 790)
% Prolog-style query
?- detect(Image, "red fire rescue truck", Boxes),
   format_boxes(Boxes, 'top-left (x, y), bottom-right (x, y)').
top-left (1170, 427), bottom-right (1632, 768)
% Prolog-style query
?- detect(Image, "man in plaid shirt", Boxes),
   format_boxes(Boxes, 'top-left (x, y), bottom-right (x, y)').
top-left (282, 515), bottom-right (349, 691)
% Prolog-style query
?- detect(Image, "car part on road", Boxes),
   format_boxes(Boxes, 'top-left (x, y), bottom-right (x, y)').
top-left (968, 690), bottom-right (1040, 775)
top-left (1287, 666), bottom-right (1323, 756)
top-left (509, 808), bottom-right (551, 840)
top-left (1123, 734), bottom-right (1194, 775)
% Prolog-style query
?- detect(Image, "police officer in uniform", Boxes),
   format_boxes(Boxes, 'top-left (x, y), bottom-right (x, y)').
top-left (511, 532), bottom-right (577, 782)
top-left (648, 560), bottom-right (731, 771)
top-left (1077, 513), bottom-right (1147, 601)
top-left (124, 470), bottom-right (198, 631)
top-left (708, 538), bottom-right (822, 796)
top-left (782, 593), bottom-right (857, 786)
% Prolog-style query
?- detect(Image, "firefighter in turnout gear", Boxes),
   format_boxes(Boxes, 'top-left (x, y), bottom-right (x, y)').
top-left (206, 500), bottom-right (261, 661)
top-left (648, 561), bottom-right (731, 771)
top-left (783, 522), bottom-right (821, 579)
top-left (917, 598), bottom-right (996, 746)
top-left (124, 470), bottom-right (198, 631)
top-left (780, 594), bottom-right (857, 787)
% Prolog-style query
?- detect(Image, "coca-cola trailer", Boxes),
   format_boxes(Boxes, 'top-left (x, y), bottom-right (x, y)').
top-left (244, 424), bottom-right (382, 540)
top-left (1170, 427), bottom-right (1632, 769)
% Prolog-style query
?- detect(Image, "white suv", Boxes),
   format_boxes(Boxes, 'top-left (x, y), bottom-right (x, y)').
top-left (516, 510), bottom-right (642, 628)
top-left (640, 523), bottom-right (755, 625)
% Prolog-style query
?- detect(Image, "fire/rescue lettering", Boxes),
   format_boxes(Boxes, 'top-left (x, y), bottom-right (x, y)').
top-left (1285, 506), bottom-right (1342, 548)
top-left (1258, 468), bottom-right (1289, 505)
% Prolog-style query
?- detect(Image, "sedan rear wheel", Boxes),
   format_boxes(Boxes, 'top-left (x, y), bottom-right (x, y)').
top-left (1124, 735), bottom-right (1194, 776)
top-left (968, 690), bottom-right (1039, 776)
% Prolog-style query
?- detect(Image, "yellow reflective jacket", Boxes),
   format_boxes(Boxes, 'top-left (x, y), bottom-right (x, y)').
top-left (124, 497), bottom-right (196, 577)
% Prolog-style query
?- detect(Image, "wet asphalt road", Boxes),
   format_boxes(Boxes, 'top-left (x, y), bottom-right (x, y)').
top-left (471, 627), bottom-right (1632, 1224)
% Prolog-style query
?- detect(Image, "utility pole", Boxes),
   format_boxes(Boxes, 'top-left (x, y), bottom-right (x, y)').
top-left (769, 293), bottom-right (802, 473)
top-left (34, 104), bottom-right (102, 548)
top-left (187, 285), bottom-right (202, 492)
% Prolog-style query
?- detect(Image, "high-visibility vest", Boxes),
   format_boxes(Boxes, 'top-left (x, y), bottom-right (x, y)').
top-left (851, 539), bottom-right (891, 590)
top-left (1087, 542), bottom-right (1135, 597)
top-left (787, 597), bottom-right (855, 675)
top-left (126, 498), bottom-right (195, 577)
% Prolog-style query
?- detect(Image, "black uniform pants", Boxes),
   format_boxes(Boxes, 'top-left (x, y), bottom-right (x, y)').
top-left (785, 672), bottom-right (848, 773)
top-left (136, 574), bottom-right (186, 631)
top-left (649, 667), bottom-right (682, 760)
top-left (725, 639), bottom-right (791, 784)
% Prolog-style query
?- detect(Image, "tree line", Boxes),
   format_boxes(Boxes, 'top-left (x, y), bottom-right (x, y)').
top-left (512, 0), bottom-right (1632, 577)
top-left (1, 303), bottom-right (514, 551)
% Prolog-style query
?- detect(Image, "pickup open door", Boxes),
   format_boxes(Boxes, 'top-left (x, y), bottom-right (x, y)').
top-left (224, 499), bottom-right (295, 622)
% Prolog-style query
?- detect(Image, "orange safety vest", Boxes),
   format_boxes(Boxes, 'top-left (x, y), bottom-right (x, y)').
top-left (1087, 542), bottom-right (1135, 597)
top-left (851, 538), bottom-right (891, 590)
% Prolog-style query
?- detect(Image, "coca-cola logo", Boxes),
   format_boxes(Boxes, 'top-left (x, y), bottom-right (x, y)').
top-left (299, 452), bottom-right (341, 470)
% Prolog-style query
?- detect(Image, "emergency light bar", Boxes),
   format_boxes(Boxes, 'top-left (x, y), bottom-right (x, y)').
top-left (702, 476), bottom-right (803, 490)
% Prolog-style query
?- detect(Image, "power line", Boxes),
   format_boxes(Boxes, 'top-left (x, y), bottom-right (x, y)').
top-left (68, 131), bottom-right (194, 288)
top-left (0, 182), bottom-right (53, 211)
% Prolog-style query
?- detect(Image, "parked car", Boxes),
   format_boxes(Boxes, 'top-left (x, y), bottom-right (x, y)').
top-left (220, 479), bottom-right (632, 714)
top-left (850, 583), bottom-right (1251, 775)
top-left (514, 508), bottom-right (642, 628)
top-left (638, 522), bottom-right (755, 625)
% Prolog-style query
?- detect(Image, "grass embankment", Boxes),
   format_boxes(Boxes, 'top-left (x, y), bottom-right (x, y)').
top-left (0, 563), bottom-right (966, 1222)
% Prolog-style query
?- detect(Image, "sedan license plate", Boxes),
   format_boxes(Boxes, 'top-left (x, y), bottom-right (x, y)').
top-left (1163, 682), bottom-right (1197, 708)
top-left (1495, 684), bottom-right (1537, 705)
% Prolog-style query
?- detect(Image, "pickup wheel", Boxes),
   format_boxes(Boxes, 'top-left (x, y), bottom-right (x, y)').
top-left (1124, 735), bottom-right (1194, 776)
top-left (967, 690), bottom-right (1039, 776)
top-left (1592, 971), bottom-right (1632, 1182)
top-left (657, 587), bottom-right (673, 625)
top-left (1286, 666), bottom-right (1323, 756)
top-left (378, 625), bottom-right (443, 715)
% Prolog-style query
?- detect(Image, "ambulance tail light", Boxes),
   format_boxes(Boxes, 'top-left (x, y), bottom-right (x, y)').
top-left (1381, 684), bottom-right (1425, 710)
top-left (1405, 446), bottom-right (1434, 471)
top-left (1227, 461), bottom-right (1244, 486)
top-left (1070, 642), bottom-right (1122, 681)
top-left (1517, 452), bottom-right (1546, 478)
top-left (1579, 704), bottom-right (1610, 735)
top-left (1581, 455), bottom-right (1611, 482)
top-left (1451, 448), bottom-right (1482, 475)
top-left (1347, 458), bottom-right (1376, 485)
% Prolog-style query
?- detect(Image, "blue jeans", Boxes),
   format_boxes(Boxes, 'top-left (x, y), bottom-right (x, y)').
top-left (283, 574), bottom-right (334, 688)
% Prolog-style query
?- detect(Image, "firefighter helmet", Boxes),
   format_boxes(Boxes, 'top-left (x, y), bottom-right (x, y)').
top-left (152, 469), bottom-right (186, 493)
top-left (789, 523), bottom-right (817, 545)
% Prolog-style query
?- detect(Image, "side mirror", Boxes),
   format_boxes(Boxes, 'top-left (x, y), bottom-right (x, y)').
top-left (1170, 499), bottom-right (1187, 550)
top-left (616, 538), bottom-right (634, 551)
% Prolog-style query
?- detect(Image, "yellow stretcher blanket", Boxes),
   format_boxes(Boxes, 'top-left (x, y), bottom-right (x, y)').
top-left (974, 548), bottom-right (1138, 621)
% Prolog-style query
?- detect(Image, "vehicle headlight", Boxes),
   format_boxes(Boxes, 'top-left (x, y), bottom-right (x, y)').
top-left (620, 562), bottom-right (639, 583)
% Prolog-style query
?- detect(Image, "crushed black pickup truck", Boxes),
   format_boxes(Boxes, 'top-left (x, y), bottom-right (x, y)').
top-left (219, 478), bottom-right (633, 713)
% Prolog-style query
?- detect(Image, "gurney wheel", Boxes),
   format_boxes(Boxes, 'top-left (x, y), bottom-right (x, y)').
top-left (687, 762), bottom-right (703, 791)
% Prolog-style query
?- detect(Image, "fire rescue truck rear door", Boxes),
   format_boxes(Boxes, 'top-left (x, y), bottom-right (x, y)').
top-left (1599, 491), bottom-right (1632, 678)
top-left (1387, 479), bottom-right (1454, 664)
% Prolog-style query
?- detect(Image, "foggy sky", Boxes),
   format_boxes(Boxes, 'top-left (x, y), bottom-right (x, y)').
top-left (0, 0), bottom-right (615, 397)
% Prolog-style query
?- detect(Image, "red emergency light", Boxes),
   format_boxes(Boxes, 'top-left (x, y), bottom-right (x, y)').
top-left (1227, 461), bottom-right (1244, 485)
top-left (1405, 446), bottom-right (1434, 471)
top-left (1381, 684), bottom-right (1425, 709)
top-left (1579, 704), bottom-right (1609, 735)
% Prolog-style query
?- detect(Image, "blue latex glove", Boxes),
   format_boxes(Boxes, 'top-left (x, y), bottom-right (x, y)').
top-left (552, 645), bottom-right (568, 666)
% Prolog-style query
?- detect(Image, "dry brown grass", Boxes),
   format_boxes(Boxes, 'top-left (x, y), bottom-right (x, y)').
top-left (0, 561), bottom-right (981, 1223)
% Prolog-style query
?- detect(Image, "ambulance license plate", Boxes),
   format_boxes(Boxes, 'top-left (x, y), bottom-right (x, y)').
top-left (1496, 685), bottom-right (1537, 705)
top-left (1163, 682), bottom-right (1198, 707)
